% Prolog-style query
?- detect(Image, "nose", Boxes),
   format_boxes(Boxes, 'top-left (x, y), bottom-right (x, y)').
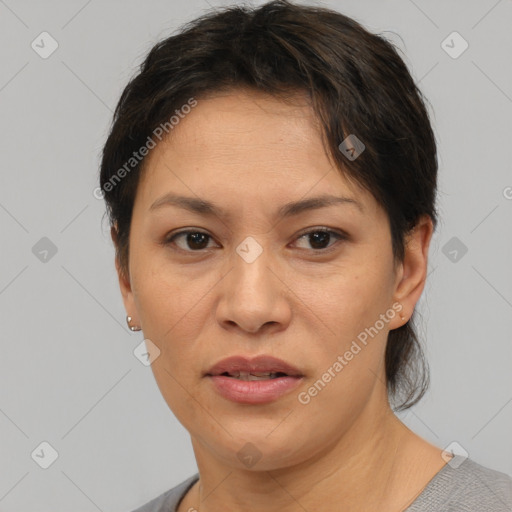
top-left (215, 240), bottom-right (292, 335)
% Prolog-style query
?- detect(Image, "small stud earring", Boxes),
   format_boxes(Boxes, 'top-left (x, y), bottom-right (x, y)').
top-left (126, 315), bottom-right (141, 332)
top-left (398, 303), bottom-right (406, 321)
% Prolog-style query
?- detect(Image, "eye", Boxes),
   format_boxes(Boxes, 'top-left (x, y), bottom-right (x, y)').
top-left (164, 230), bottom-right (218, 252)
top-left (293, 228), bottom-right (347, 252)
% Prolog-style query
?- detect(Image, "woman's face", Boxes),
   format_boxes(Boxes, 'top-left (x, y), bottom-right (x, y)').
top-left (117, 89), bottom-right (428, 471)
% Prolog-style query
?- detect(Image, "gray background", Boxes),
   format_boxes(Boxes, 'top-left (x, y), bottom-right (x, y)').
top-left (1, 0), bottom-right (511, 510)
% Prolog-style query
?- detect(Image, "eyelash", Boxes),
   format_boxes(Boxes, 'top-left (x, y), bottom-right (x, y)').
top-left (163, 227), bottom-right (348, 254)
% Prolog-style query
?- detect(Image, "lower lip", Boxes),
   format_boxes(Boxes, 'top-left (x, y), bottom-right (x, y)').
top-left (207, 375), bottom-right (303, 404)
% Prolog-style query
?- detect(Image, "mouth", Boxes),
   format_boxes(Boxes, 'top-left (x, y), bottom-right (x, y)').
top-left (204, 355), bottom-right (304, 404)
top-left (205, 354), bottom-right (304, 379)
top-left (214, 371), bottom-right (291, 380)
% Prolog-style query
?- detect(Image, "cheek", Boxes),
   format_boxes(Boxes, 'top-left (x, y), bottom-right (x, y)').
top-left (132, 265), bottom-right (209, 422)
top-left (311, 265), bottom-right (392, 336)
top-left (132, 251), bottom-right (206, 332)
top-left (296, 276), bottom-right (391, 420)
top-left (299, 260), bottom-right (394, 397)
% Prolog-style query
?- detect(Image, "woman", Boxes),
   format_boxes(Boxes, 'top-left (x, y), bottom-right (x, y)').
top-left (99, 1), bottom-right (512, 511)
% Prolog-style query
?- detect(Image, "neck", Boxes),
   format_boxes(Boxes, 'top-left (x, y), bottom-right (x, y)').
top-left (182, 396), bottom-right (445, 512)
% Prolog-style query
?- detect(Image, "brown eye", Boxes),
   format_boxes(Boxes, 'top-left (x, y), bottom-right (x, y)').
top-left (294, 228), bottom-right (347, 251)
top-left (166, 230), bottom-right (216, 251)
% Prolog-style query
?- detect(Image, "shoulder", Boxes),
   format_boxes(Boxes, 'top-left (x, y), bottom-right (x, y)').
top-left (406, 456), bottom-right (512, 512)
top-left (129, 473), bottom-right (200, 512)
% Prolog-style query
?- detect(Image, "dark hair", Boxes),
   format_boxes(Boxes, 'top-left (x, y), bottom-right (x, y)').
top-left (99, 0), bottom-right (437, 411)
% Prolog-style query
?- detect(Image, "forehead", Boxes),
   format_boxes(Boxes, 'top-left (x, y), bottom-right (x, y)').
top-left (135, 89), bottom-right (375, 217)
top-left (163, 89), bottom-right (324, 160)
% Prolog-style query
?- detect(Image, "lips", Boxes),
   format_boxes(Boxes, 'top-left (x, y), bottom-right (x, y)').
top-left (205, 355), bottom-right (303, 379)
top-left (205, 355), bottom-right (304, 404)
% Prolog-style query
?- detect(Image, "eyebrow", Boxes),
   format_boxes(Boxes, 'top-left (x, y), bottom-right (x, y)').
top-left (149, 192), bottom-right (364, 218)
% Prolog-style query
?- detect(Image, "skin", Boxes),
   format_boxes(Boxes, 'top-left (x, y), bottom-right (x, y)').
top-left (115, 89), bottom-right (448, 512)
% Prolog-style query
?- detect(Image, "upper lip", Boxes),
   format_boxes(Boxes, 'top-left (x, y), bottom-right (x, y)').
top-left (205, 355), bottom-right (303, 377)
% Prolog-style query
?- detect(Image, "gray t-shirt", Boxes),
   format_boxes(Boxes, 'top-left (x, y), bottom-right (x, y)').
top-left (131, 456), bottom-right (512, 511)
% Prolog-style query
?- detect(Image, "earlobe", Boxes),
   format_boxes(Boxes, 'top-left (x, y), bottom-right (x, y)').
top-left (126, 315), bottom-right (142, 332)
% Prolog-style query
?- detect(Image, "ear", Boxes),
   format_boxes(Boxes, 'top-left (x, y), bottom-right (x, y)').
top-left (111, 226), bottom-right (139, 328)
top-left (388, 215), bottom-right (433, 330)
